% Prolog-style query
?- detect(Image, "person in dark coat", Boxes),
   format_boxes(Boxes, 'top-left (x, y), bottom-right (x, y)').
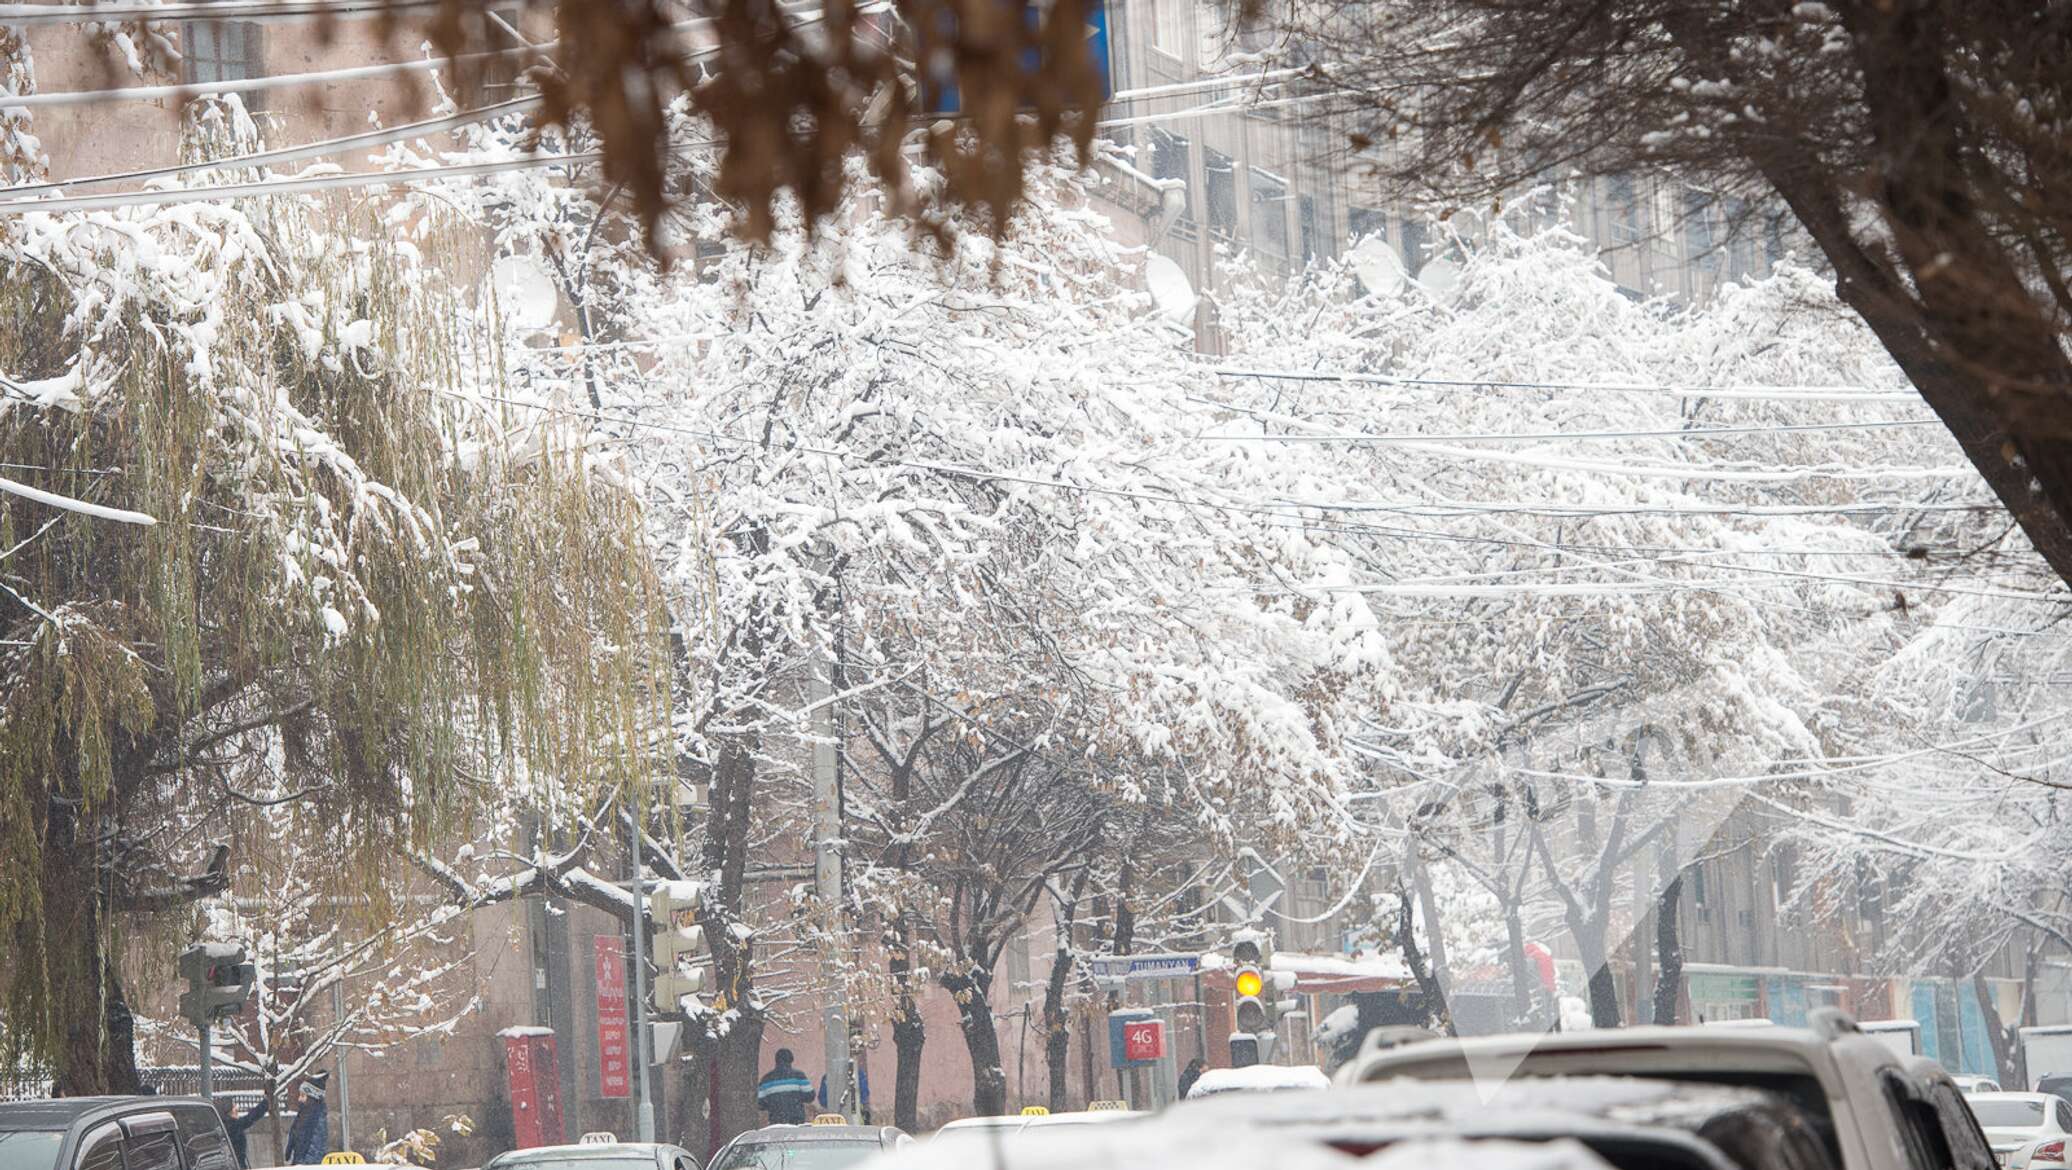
top-left (756, 1050), bottom-right (813, 1125)
top-left (282, 1073), bottom-right (330, 1165)
top-left (215, 1095), bottom-right (271, 1169)
top-left (1176, 1057), bottom-right (1206, 1101)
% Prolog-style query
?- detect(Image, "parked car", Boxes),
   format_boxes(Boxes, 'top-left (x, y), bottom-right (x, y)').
top-left (484, 1141), bottom-right (701, 1170)
top-left (1160, 1075), bottom-right (1838, 1170)
top-left (0, 1097), bottom-right (237, 1170)
top-left (1957, 1078), bottom-right (2007, 1096)
top-left (1184, 1065), bottom-right (1331, 1100)
top-left (707, 1123), bottom-right (906, 1170)
top-left (1967, 1093), bottom-right (2072, 1167)
top-left (1337, 1008), bottom-right (1995, 1170)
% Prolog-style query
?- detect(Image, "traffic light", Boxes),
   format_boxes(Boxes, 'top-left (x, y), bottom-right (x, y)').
top-left (177, 942), bottom-right (255, 1028)
top-left (649, 881), bottom-right (709, 1014)
top-left (1229, 930), bottom-right (1268, 1067)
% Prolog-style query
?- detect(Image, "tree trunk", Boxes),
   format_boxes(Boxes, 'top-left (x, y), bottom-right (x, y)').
top-left (942, 969), bottom-right (1006, 1116)
top-left (889, 921), bottom-right (925, 1133)
top-left (1976, 972), bottom-right (2016, 1088)
top-left (1653, 873), bottom-right (1685, 1027)
top-left (1573, 920), bottom-right (1621, 1029)
top-left (1397, 886), bottom-right (1453, 1035)
top-left (1503, 906), bottom-right (1536, 1029)
top-left (698, 722), bottom-right (763, 1147)
top-left (42, 797), bottom-right (142, 1097)
top-left (1042, 944), bottom-right (1074, 1111)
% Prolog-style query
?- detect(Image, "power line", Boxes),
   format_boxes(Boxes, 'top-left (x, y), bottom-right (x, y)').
top-left (0, 0), bottom-right (439, 24)
top-left (1205, 366), bottom-right (1924, 403)
top-left (0, 147), bottom-right (619, 215)
top-left (1, 95), bottom-right (543, 197)
top-left (0, 46), bottom-right (525, 112)
top-left (1193, 417), bottom-right (1940, 445)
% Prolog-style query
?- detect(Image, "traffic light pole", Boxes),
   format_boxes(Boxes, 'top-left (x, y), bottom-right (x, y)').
top-left (628, 805), bottom-right (656, 1142)
top-left (198, 1021), bottom-right (212, 1098)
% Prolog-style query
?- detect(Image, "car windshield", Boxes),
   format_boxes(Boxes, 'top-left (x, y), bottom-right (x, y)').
top-left (708, 1142), bottom-right (879, 1170)
top-left (492, 1158), bottom-right (652, 1170)
top-left (0, 1132), bottom-right (64, 1170)
top-left (1973, 1101), bottom-right (2049, 1128)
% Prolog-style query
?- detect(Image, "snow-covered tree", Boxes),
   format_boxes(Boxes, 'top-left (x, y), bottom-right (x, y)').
top-left (0, 115), bottom-right (666, 1092)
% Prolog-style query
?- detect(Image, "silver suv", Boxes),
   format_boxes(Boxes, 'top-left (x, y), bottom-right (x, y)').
top-left (1337, 1008), bottom-right (1992, 1170)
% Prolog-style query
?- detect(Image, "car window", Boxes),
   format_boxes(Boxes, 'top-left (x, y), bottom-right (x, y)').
top-left (120, 1132), bottom-right (179, 1170)
top-left (0, 1131), bottom-right (68, 1170)
top-left (1928, 1084), bottom-right (1996, 1170)
top-left (707, 1142), bottom-right (880, 1170)
top-left (1880, 1074), bottom-right (1957, 1170)
top-left (75, 1127), bottom-right (125, 1170)
top-left (169, 1108), bottom-right (234, 1170)
top-left (2058, 1102), bottom-right (2072, 1132)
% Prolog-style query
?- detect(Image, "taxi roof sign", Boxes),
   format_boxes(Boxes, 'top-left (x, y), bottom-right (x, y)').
top-left (811, 1114), bottom-right (848, 1126)
top-left (579, 1132), bottom-right (619, 1145)
top-left (1087, 1100), bottom-right (1128, 1112)
top-left (321, 1156), bottom-right (365, 1165)
top-left (1019, 1106), bottom-right (1050, 1117)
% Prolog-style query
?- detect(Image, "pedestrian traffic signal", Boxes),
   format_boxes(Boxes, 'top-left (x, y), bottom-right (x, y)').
top-left (649, 881), bottom-right (709, 1013)
top-left (177, 942), bottom-right (255, 1027)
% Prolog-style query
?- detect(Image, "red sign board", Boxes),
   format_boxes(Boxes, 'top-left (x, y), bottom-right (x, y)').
top-left (595, 935), bottom-right (631, 1098)
top-left (1121, 1019), bottom-right (1166, 1063)
top-left (502, 1031), bottom-right (563, 1149)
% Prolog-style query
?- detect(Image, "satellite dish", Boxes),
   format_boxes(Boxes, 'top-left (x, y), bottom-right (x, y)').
top-left (1347, 235), bottom-right (1407, 297)
top-left (1145, 254), bottom-right (1198, 324)
top-left (490, 254), bottom-right (560, 332)
top-left (1417, 255), bottom-right (1463, 302)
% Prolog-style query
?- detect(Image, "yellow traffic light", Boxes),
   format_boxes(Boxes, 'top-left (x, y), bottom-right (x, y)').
top-left (1234, 969), bottom-right (1264, 998)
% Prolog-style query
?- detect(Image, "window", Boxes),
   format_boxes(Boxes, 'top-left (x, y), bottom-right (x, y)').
top-left (1605, 175), bottom-right (1641, 244)
top-left (1347, 206), bottom-right (1386, 244)
top-left (174, 1105), bottom-right (237, 1170)
top-left (184, 18), bottom-right (264, 96)
top-left (1298, 195), bottom-right (1319, 262)
top-left (1926, 1081), bottom-right (1995, 1170)
top-left (1150, 0), bottom-right (1182, 55)
top-left (1149, 129), bottom-right (1192, 223)
top-left (1249, 169), bottom-right (1288, 259)
top-left (1685, 188), bottom-right (1720, 269)
top-left (123, 1130), bottom-right (181, 1170)
top-left (1723, 196), bottom-right (1756, 277)
top-left (78, 1126), bottom-right (126, 1170)
top-left (1205, 149), bottom-right (1236, 239)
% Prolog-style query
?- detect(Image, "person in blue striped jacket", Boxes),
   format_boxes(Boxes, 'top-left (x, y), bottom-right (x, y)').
top-left (756, 1050), bottom-right (814, 1124)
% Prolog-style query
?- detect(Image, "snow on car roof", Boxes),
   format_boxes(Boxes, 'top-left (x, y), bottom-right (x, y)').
top-left (863, 1122), bottom-right (1615, 1170)
top-left (1186, 1064), bottom-right (1331, 1097)
top-left (1172, 1075), bottom-right (1784, 1129)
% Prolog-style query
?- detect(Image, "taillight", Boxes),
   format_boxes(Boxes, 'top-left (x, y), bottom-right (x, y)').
top-left (2033, 1140), bottom-right (2066, 1163)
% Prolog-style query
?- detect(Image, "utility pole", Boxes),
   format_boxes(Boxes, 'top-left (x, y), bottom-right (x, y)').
top-left (629, 802), bottom-right (656, 1142)
top-left (198, 1021), bottom-right (213, 1098)
top-left (332, 980), bottom-right (352, 1151)
top-left (812, 657), bottom-right (851, 1121)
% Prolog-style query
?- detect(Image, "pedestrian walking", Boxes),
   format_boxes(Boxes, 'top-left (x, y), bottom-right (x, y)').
top-left (215, 1094), bottom-right (271, 1169)
top-left (757, 1049), bottom-right (814, 1125)
top-left (281, 1073), bottom-right (330, 1165)
top-left (1177, 1057), bottom-right (1205, 1100)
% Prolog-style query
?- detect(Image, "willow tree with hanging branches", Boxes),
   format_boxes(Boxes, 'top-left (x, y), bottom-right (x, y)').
top-left (0, 120), bottom-right (670, 1093)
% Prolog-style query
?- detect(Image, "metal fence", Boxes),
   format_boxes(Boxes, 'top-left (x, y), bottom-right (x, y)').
top-left (1, 1065), bottom-right (268, 1107)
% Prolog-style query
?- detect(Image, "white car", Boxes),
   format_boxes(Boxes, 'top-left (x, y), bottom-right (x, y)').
top-left (1968, 1093), bottom-right (2072, 1168)
top-left (1185, 1065), bottom-right (1330, 1099)
top-left (1957, 1076), bottom-right (2008, 1095)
